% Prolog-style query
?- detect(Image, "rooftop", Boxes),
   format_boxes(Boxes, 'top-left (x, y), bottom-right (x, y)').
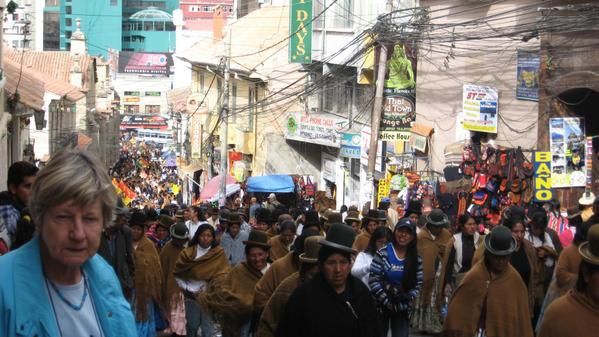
top-left (130, 7), bottom-right (173, 21)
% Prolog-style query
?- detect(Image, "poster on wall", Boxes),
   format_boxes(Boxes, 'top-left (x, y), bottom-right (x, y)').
top-left (462, 84), bottom-right (498, 133)
top-left (549, 118), bottom-right (587, 188)
top-left (380, 43), bottom-right (417, 141)
top-left (340, 133), bottom-right (360, 159)
top-left (516, 50), bottom-right (540, 101)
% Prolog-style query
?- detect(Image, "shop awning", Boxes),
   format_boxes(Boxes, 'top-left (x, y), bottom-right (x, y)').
top-left (246, 175), bottom-right (295, 193)
top-left (199, 174), bottom-right (240, 202)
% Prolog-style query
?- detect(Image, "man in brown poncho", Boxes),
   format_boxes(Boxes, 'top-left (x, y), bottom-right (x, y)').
top-left (268, 220), bottom-right (296, 261)
top-left (256, 235), bottom-right (322, 337)
top-left (539, 224), bottom-right (599, 337)
top-left (442, 226), bottom-right (533, 337)
top-left (160, 222), bottom-right (189, 336)
top-left (199, 230), bottom-right (271, 337)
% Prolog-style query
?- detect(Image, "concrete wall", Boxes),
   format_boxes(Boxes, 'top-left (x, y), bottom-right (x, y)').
top-left (416, 0), bottom-right (541, 172)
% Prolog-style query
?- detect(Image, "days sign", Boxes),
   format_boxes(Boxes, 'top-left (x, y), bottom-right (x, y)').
top-left (285, 113), bottom-right (342, 147)
top-left (533, 151), bottom-right (553, 202)
top-left (462, 84), bottom-right (498, 133)
top-left (549, 118), bottom-right (587, 188)
top-left (118, 51), bottom-right (173, 76)
top-left (516, 50), bottom-right (540, 101)
top-left (340, 133), bottom-right (360, 158)
top-left (381, 43), bottom-right (417, 141)
top-left (289, 0), bottom-right (312, 63)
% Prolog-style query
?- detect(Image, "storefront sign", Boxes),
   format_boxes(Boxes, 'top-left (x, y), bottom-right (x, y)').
top-left (285, 113), bottom-right (341, 147)
top-left (377, 174), bottom-right (391, 204)
top-left (120, 114), bottom-right (168, 130)
top-left (549, 118), bottom-right (587, 188)
top-left (340, 133), bottom-right (360, 158)
top-left (411, 133), bottom-right (427, 153)
top-left (289, 0), bottom-right (312, 63)
top-left (462, 84), bottom-right (498, 133)
top-left (190, 113), bottom-right (202, 159)
top-left (533, 151), bottom-right (553, 202)
top-left (516, 50), bottom-right (540, 101)
top-left (124, 97), bottom-right (140, 103)
top-left (118, 52), bottom-right (173, 76)
top-left (381, 44), bottom-right (417, 141)
top-left (587, 137), bottom-right (593, 188)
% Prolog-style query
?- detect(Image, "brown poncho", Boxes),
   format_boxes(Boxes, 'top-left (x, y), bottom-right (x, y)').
top-left (256, 272), bottom-right (301, 337)
top-left (173, 245), bottom-right (230, 282)
top-left (159, 241), bottom-right (184, 313)
top-left (442, 260), bottom-right (533, 337)
top-left (554, 244), bottom-right (582, 296)
top-left (133, 236), bottom-right (163, 321)
top-left (352, 230), bottom-right (371, 252)
top-left (417, 227), bottom-right (454, 310)
top-left (253, 251), bottom-right (299, 312)
top-left (199, 262), bottom-right (263, 336)
top-left (538, 290), bottom-right (599, 337)
top-left (268, 235), bottom-right (289, 262)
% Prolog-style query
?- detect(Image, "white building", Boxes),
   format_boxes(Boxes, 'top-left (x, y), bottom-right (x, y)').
top-left (2, 0), bottom-right (44, 51)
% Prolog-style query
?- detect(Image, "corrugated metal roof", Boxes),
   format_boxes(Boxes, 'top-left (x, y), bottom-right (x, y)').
top-left (4, 58), bottom-right (45, 111)
top-left (4, 48), bottom-right (92, 90)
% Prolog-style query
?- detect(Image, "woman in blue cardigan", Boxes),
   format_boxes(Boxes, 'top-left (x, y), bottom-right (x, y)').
top-left (0, 148), bottom-right (136, 337)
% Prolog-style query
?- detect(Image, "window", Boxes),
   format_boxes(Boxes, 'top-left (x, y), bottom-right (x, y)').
top-left (65, 31), bottom-right (72, 39)
top-left (111, 0), bottom-right (118, 6)
top-left (65, 42), bottom-right (70, 49)
top-left (65, 6), bottom-right (72, 15)
top-left (144, 21), bottom-right (153, 31)
top-left (12, 14), bottom-right (19, 21)
top-left (65, 18), bottom-right (71, 26)
top-left (145, 105), bottom-right (161, 114)
top-left (314, 0), bottom-right (353, 29)
top-left (145, 91), bottom-right (161, 97)
top-left (125, 105), bottom-right (140, 113)
top-left (200, 71), bottom-right (205, 91)
top-left (12, 40), bottom-right (18, 48)
top-left (124, 91), bottom-right (140, 96)
top-left (123, 36), bottom-right (131, 42)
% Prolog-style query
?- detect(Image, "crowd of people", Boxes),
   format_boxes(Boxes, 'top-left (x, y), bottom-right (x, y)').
top-left (1, 145), bottom-right (598, 337)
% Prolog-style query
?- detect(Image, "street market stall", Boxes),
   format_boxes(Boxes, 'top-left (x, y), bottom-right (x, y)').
top-left (199, 174), bottom-right (240, 203)
top-left (246, 175), bottom-right (295, 193)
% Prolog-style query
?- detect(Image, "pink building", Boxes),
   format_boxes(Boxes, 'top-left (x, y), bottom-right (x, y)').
top-left (180, 0), bottom-right (234, 31)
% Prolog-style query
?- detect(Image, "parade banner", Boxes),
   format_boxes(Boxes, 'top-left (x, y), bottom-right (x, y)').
top-left (549, 118), bottom-right (587, 188)
top-left (462, 84), bottom-right (498, 133)
top-left (289, 0), bottom-right (312, 63)
top-left (286, 113), bottom-right (342, 147)
top-left (533, 151), bottom-right (553, 202)
top-left (516, 50), bottom-right (540, 101)
top-left (380, 44), bottom-right (417, 141)
top-left (340, 133), bottom-right (360, 158)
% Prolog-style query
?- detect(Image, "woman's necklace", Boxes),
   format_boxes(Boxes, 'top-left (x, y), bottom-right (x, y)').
top-left (46, 273), bottom-right (88, 311)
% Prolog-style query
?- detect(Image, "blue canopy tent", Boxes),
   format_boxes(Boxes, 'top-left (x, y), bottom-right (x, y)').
top-left (246, 175), bottom-right (295, 193)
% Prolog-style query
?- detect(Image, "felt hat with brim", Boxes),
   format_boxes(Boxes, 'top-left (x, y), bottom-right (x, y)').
top-left (170, 222), bottom-right (189, 240)
top-left (255, 208), bottom-right (272, 224)
top-left (304, 210), bottom-right (320, 227)
top-left (175, 209), bottom-right (185, 220)
top-left (115, 207), bottom-right (130, 217)
top-left (319, 223), bottom-right (357, 254)
top-left (484, 226), bottom-right (517, 256)
top-left (219, 209), bottom-right (231, 223)
top-left (299, 236), bottom-right (323, 263)
top-left (129, 211), bottom-right (147, 227)
top-left (363, 209), bottom-right (386, 222)
top-left (405, 200), bottom-right (422, 216)
top-left (327, 211), bottom-right (343, 224)
top-left (579, 190), bottom-right (596, 206)
top-left (227, 212), bottom-right (242, 225)
top-left (344, 210), bottom-right (360, 223)
top-left (426, 209), bottom-right (449, 227)
top-left (579, 224), bottom-right (599, 265)
top-left (157, 215), bottom-right (175, 230)
top-left (243, 230), bottom-right (271, 249)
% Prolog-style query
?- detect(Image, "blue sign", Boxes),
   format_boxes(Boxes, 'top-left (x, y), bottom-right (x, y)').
top-left (516, 50), bottom-right (540, 101)
top-left (340, 133), bottom-right (360, 159)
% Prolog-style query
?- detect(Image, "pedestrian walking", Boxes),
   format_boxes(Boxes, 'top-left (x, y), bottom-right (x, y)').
top-left (352, 226), bottom-right (392, 287)
top-left (344, 210), bottom-right (362, 234)
top-left (353, 209), bottom-right (386, 252)
top-left (449, 213), bottom-right (483, 287)
top-left (221, 212), bottom-right (250, 266)
top-left (276, 223), bottom-right (381, 337)
top-left (256, 235), bottom-right (322, 337)
top-left (369, 218), bottom-right (424, 337)
top-left (152, 215), bottom-right (175, 253)
top-left (442, 226), bottom-right (533, 337)
top-left (186, 206), bottom-right (208, 241)
top-left (0, 148), bottom-right (136, 336)
top-left (268, 220), bottom-right (296, 261)
top-left (538, 224), bottom-right (599, 337)
top-left (411, 209), bottom-right (454, 334)
top-left (174, 224), bottom-right (230, 337)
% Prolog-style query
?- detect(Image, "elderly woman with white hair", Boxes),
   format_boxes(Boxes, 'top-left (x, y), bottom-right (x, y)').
top-left (0, 148), bottom-right (136, 337)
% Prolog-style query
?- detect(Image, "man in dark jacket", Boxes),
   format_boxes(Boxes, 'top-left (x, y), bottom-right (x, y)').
top-left (0, 161), bottom-right (38, 254)
top-left (98, 206), bottom-right (136, 299)
top-left (276, 224), bottom-right (381, 337)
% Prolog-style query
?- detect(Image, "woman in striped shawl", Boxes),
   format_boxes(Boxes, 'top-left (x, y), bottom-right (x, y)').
top-left (369, 218), bottom-right (423, 337)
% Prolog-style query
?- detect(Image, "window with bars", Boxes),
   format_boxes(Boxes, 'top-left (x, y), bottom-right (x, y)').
top-left (313, 0), bottom-right (353, 29)
top-left (145, 105), bottom-right (161, 114)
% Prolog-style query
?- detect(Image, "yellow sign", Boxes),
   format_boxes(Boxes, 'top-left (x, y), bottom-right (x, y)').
top-left (533, 151), bottom-right (553, 202)
top-left (125, 97), bottom-right (140, 103)
top-left (377, 174), bottom-right (391, 204)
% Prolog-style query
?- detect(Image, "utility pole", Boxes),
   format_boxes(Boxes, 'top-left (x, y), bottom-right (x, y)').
top-left (219, 33), bottom-right (231, 207)
top-left (367, 2), bottom-right (392, 207)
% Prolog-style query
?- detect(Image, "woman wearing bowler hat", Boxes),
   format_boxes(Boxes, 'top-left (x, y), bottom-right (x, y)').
top-left (412, 209), bottom-right (454, 334)
top-left (277, 224), bottom-right (381, 337)
top-left (353, 209), bottom-right (387, 252)
top-left (538, 225), bottom-right (599, 337)
top-left (442, 226), bottom-right (533, 337)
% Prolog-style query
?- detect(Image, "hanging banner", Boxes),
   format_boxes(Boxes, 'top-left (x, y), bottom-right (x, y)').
top-left (533, 151), bottom-right (553, 202)
top-left (289, 0), bottom-right (312, 63)
top-left (377, 174), bottom-right (391, 205)
top-left (285, 113), bottom-right (342, 147)
top-left (462, 84), bottom-right (498, 134)
top-left (549, 118), bottom-right (587, 188)
top-left (381, 44), bottom-right (417, 141)
top-left (340, 133), bottom-right (360, 158)
top-left (586, 137), bottom-right (593, 188)
top-left (516, 50), bottom-right (540, 101)
top-left (190, 113), bottom-right (202, 159)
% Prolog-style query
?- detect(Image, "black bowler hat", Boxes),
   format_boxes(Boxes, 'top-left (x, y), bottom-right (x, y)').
top-left (319, 223), bottom-right (357, 254)
top-left (129, 211), bottom-right (147, 227)
top-left (304, 210), bottom-right (320, 227)
top-left (426, 209), bottom-right (449, 227)
top-left (243, 230), bottom-right (271, 249)
top-left (170, 222), bottom-right (189, 240)
top-left (484, 226), bottom-right (516, 256)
